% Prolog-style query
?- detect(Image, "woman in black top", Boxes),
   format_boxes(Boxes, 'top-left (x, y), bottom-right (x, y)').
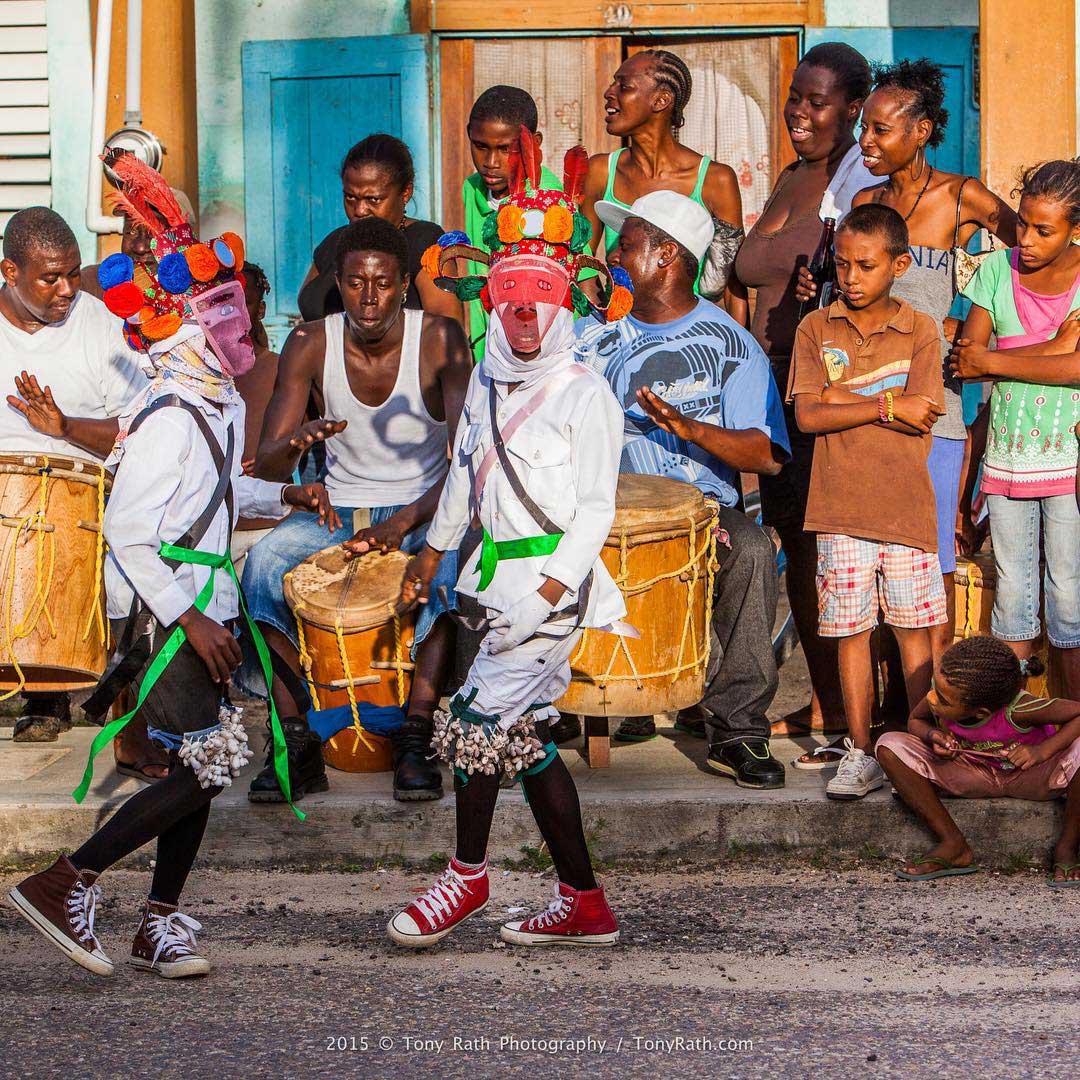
top-left (297, 133), bottom-right (463, 323)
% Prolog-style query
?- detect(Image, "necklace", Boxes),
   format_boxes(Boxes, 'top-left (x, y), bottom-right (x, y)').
top-left (885, 165), bottom-right (934, 222)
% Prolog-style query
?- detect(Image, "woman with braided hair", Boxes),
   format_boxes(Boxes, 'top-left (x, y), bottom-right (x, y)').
top-left (878, 635), bottom-right (1080, 887)
top-left (580, 49), bottom-right (744, 305)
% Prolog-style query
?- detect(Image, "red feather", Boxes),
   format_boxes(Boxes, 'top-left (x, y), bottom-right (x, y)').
top-left (103, 150), bottom-right (187, 234)
top-left (562, 145), bottom-right (588, 206)
top-left (519, 126), bottom-right (543, 191)
top-left (507, 138), bottom-right (525, 196)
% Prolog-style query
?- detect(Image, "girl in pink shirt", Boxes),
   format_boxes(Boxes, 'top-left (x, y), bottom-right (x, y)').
top-left (877, 635), bottom-right (1080, 887)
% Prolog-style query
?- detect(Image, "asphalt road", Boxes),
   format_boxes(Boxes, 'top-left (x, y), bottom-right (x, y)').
top-left (2, 857), bottom-right (1077, 1079)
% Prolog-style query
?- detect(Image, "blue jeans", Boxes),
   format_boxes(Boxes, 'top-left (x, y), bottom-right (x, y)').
top-left (986, 493), bottom-right (1080, 648)
top-left (236, 504), bottom-right (457, 698)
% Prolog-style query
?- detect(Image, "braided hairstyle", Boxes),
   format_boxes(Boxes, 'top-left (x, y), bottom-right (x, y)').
top-left (872, 59), bottom-right (949, 148)
top-left (639, 49), bottom-right (693, 134)
top-left (341, 133), bottom-right (415, 193)
top-left (1014, 159), bottom-right (1080, 224)
top-left (939, 636), bottom-right (1045, 712)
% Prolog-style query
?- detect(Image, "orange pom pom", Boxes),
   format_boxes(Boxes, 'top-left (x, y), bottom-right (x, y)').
top-left (420, 243), bottom-right (442, 279)
top-left (606, 285), bottom-right (633, 321)
top-left (184, 243), bottom-right (220, 282)
top-left (543, 205), bottom-right (574, 243)
top-left (220, 231), bottom-right (245, 267)
top-left (497, 204), bottom-right (524, 244)
top-left (141, 312), bottom-right (183, 341)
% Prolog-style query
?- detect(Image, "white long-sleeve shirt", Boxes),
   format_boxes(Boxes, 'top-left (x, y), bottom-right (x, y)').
top-left (426, 354), bottom-right (626, 629)
top-left (104, 383), bottom-right (289, 626)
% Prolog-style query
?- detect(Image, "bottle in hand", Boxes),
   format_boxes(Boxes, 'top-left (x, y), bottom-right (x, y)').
top-left (798, 216), bottom-right (836, 320)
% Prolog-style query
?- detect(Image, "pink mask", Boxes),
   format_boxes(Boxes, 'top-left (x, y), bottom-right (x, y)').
top-left (192, 280), bottom-right (255, 376)
top-left (487, 255), bottom-right (571, 354)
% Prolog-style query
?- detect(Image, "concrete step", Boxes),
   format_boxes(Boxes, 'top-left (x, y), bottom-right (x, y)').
top-left (0, 721), bottom-right (1063, 870)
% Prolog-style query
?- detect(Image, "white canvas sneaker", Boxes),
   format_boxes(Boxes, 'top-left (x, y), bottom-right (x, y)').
top-left (825, 738), bottom-right (885, 800)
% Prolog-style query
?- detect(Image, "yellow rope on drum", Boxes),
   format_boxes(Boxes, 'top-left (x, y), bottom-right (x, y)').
top-left (291, 601), bottom-right (321, 712)
top-left (0, 462), bottom-right (58, 701)
top-left (334, 617), bottom-right (379, 753)
top-left (81, 464), bottom-right (107, 645)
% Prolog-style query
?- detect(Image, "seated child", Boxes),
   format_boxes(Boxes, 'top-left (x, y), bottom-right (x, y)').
top-left (788, 203), bottom-right (947, 799)
top-left (879, 636), bottom-right (1080, 887)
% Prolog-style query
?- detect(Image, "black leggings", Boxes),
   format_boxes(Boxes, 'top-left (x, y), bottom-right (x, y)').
top-left (455, 754), bottom-right (597, 891)
top-left (71, 759), bottom-right (222, 907)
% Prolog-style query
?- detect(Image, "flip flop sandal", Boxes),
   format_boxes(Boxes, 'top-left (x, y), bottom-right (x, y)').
top-left (792, 739), bottom-right (847, 771)
top-left (612, 716), bottom-right (657, 743)
top-left (116, 760), bottom-right (171, 784)
top-left (673, 712), bottom-right (707, 738)
top-left (895, 856), bottom-right (979, 882)
top-left (1047, 863), bottom-right (1080, 889)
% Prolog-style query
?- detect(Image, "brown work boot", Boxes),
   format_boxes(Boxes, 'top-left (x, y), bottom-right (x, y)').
top-left (130, 899), bottom-right (211, 978)
top-left (7, 855), bottom-right (113, 976)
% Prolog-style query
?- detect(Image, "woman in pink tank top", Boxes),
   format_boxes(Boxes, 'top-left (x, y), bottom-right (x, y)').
top-left (876, 636), bottom-right (1080, 887)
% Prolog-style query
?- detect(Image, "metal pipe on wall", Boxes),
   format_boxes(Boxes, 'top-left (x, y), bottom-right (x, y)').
top-left (86, 0), bottom-right (122, 235)
top-left (124, 0), bottom-right (142, 125)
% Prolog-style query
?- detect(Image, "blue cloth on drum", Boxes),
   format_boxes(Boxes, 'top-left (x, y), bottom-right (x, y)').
top-left (306, 702), bottom-right (406, 743)
top-left (235, 503), bottom-right (457, 698)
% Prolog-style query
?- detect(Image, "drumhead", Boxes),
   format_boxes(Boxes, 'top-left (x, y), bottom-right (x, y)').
top-left (607, 474), bottom-right (713, 543)
top-left (0, 451), bottom-right (111, 490)
top-left (283, 546), bottom-right (410, 632)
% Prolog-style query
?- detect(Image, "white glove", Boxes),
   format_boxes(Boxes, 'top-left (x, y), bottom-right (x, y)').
top-left (488, 591), bottom-right (555, 654)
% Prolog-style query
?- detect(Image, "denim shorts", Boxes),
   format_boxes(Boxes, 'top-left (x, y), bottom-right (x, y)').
top-left (927, 436), bottom-right (965, 575)
top-left (236, 504), bottom-right (457, 696)
top-left (986, 493), bottom-right (1080, 648)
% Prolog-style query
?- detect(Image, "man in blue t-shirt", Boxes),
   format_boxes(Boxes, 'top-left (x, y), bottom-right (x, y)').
top-left (576, 192), bottom-right (791, 788)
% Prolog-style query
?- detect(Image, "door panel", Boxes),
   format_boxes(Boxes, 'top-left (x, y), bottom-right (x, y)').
top-left (243, 35), bottom-right (431, 342)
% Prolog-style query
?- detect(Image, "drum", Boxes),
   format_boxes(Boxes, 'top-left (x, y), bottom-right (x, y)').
top-left (556, 475), bottom-right (718, 717)
top-left (0, 452), bottom-right (110, 693)
top-left (954, 552), bottom-right (1059, 698)
top-left (283, 546), bottom-right (416, 773)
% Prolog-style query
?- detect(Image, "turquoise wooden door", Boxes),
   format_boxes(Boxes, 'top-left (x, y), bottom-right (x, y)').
top-left (242, 35), bottom-right (431, 345)
top-left (805, 27), bottom-right (979, 176)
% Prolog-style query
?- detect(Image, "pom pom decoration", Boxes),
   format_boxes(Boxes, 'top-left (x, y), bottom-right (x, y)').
top-left (497, 204), bottom-right (524, 244)
top-left (438, 230), bottom-right (470, 248)
top-left (606, 284), bottom-right (634, 321)
top-left (454, 276), bottom-right (487, 302)
top-left (570, 282), bottom-right (592, 318)
top-left (543, 204), bottom-right (574, 243)
top-left (97, 253), bottom-right (134, 291)
top-left (220, 232), bottom-right (245, 267)
top-left (156, 251), bottom-right (193, 294)
top-left (420, 243), bottom-right (442, 279)
top-left (211, 237), bottom-right (236, 269)
top-left (184, 243), bottom-right (220, 282)
top-left (479, 283), bottom-right (491, 312)
top-left (103, 281), bottom-right (144, 319)
top-left (609, 265), bottom-right (634, 293)
top-left (140, 312), bottom-right (183, 341)
top-left (481, 212), bottom-right (500, 251)
top-left (129, 305), bottom-right (156, 325)
top-left (570, 212), bottom-right (592, 253)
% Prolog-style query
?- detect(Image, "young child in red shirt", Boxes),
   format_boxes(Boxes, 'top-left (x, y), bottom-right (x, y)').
top-left (788, 203), bottom-right (946, 800)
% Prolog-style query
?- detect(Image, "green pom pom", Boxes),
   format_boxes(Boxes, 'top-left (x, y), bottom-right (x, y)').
top-left (481, 213), bottom-right (500, 251)
top-left (570, 213), bottom-right (592, 252)
top-left (570, 283), bottom-right (592, 317)
top-left (455, 277), bottom-right (487, 301)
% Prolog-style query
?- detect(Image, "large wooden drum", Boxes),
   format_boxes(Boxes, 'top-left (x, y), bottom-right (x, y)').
top-left (0, 452), bottom-right (110, 693)
top-left (954, 552), bottom-right (1059, 698)
top-left (556, 475), bottom-right (718, 717)
top-left (284, 546), bottom-right (416, 773)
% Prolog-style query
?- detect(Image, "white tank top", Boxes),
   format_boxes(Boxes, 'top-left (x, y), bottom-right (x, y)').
top-left (321, 309), bottom-right (448, 508)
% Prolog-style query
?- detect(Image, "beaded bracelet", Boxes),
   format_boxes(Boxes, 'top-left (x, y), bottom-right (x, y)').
top-left (877, 393), bottom-right (888, 423)
top-left (885, 390), bottom-right (895, 422)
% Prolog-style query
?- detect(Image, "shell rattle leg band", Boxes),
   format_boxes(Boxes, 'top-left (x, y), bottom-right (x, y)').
top-left (149, 704), bottom-right (253, 789)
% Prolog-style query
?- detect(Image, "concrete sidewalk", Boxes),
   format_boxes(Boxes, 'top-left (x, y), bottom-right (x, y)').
top-left (0, 712), bottom-right (1064, 869)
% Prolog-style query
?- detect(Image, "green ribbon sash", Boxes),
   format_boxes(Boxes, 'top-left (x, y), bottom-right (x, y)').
top-left (474, 526), bottom-right (563, 591)
top-left (72, 543), bottom-right (304, 822)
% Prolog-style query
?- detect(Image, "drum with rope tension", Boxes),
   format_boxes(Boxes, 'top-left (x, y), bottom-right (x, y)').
top-left (556, 474), bottom-right (719, 717)
top-left (284, 546), bottom-right (416, 772)
top-left (0, 453), bottom-right (110, 696)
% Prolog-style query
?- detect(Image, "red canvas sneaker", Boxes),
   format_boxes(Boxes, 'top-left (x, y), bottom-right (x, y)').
top-left (500, 882), bottom-right (619, 946)
top-left (387, 858), bottom-right (490, 947)
top-left (8, 855), bottom-right (113, 976)
top-left (130, 900), bottom-right (211, 978)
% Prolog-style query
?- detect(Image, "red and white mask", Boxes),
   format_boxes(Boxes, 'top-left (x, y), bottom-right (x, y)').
top-left (192, 280), bottom-right (255, 377)
top-left (487, 254), bottom-right (571, 355)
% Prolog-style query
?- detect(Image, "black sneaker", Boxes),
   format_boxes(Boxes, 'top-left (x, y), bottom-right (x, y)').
top-left (13, 692), bottom-right (73, 743)
top-left (247, 717), bottom-right (329, 802)
top-left (391, 716), bottom-right (444, 802)
top-left (706, 738), bottom-right (785, 789)
top-left (548, 713), bottom-right (581, 745)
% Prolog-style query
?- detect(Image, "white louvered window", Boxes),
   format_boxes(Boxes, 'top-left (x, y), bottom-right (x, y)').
top-left (0, 0), bottom-right (50, 239)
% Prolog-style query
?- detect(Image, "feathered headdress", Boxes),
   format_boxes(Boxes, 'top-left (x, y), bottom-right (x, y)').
top-left (98, 151), bottom-right (247, 352)
top-left (420, 128), bottom-right (632, 322)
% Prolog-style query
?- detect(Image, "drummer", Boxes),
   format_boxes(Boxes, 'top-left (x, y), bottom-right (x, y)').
top-left (576, 191), bottom-right (792, 789)
top-left (240, 216), bottom-right (471, 803)
top-left (0, 207), bottom-right (146, 744)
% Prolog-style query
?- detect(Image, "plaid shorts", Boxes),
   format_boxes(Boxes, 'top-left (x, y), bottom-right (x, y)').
top-left (816, 533), bottom-right (947, 637)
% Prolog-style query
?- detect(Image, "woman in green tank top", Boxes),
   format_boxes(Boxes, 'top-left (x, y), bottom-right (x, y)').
top-left (580, 49), bottom-right (744, 298)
